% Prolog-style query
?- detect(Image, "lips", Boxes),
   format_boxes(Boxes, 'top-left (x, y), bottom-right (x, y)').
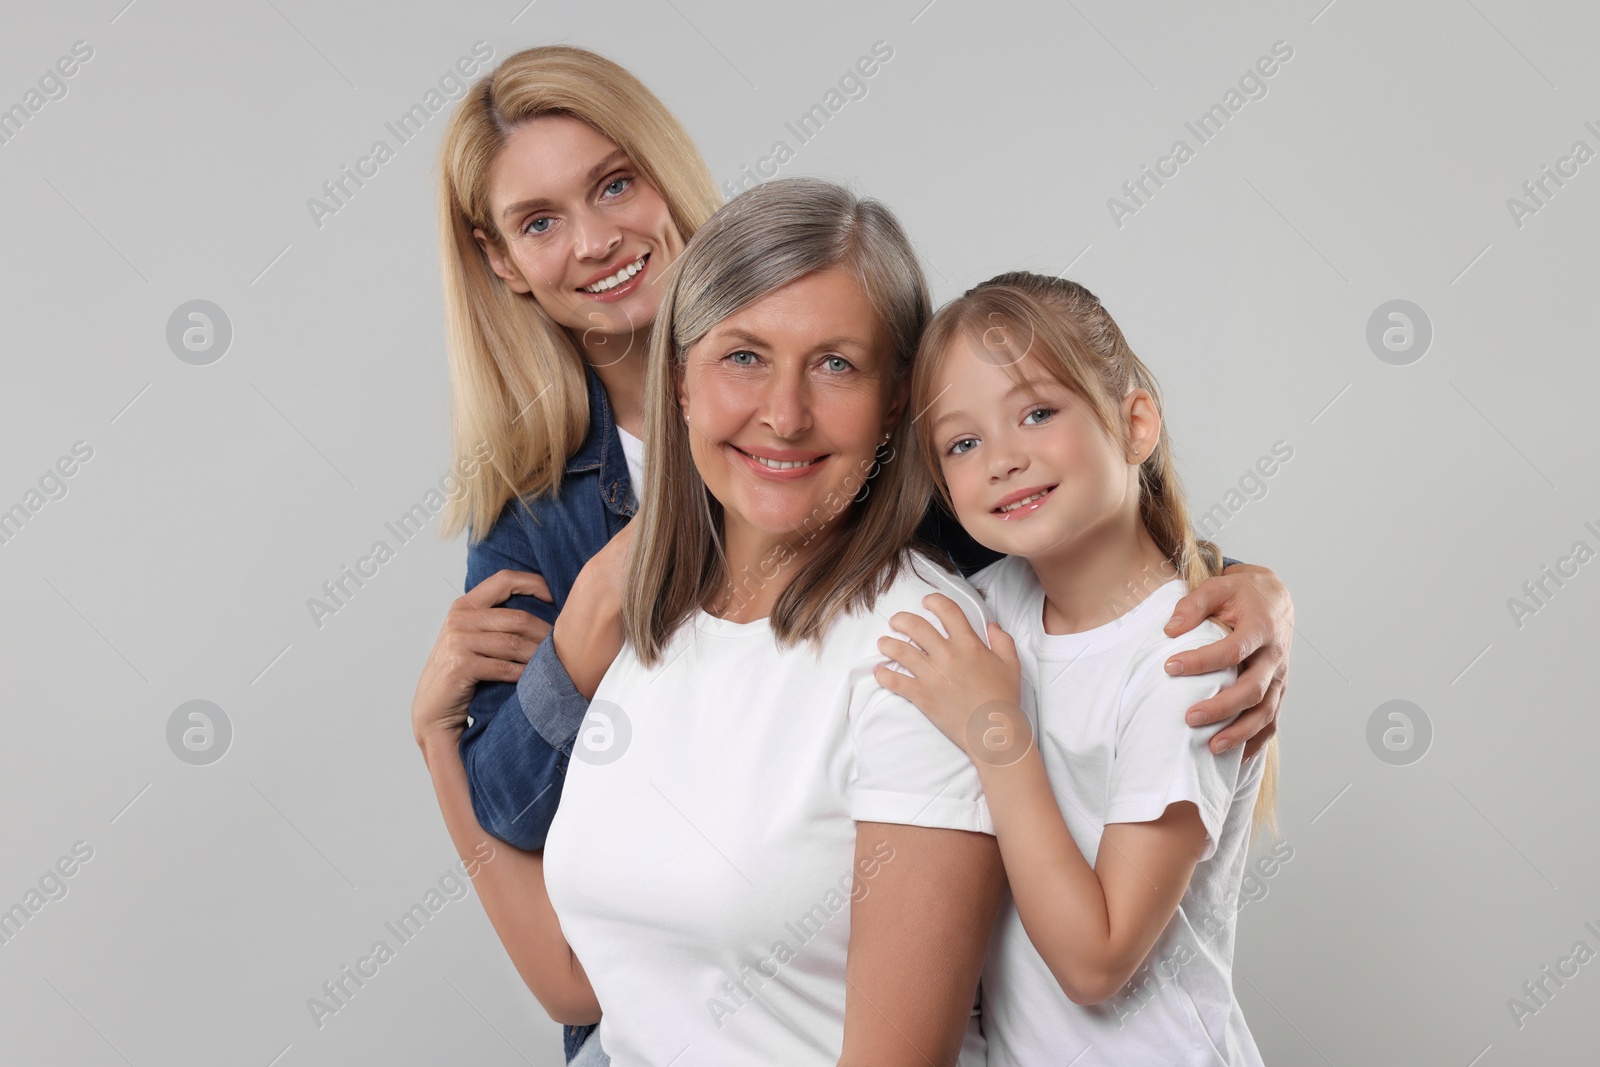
top-left (993, 484), bottom-right (1056, 521)
top-left (730, 444), bottom-right (829, 480)
top-left (578, 253), bottom-right (649, 295)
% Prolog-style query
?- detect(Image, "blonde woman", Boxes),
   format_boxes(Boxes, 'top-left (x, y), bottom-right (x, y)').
top-left (412, 46), bottom-right (1294, 1064)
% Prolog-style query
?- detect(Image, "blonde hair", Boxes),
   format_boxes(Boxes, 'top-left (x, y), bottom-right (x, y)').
top-left (912, 272), bottom-right (1278, 835)
top-left (437, 45), bottom-right (722, 541)
top-left (624, 177), bottom-right (939, 666)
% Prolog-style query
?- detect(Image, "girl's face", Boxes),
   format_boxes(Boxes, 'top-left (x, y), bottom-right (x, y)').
top-left (676, 266), bottom-right (903, 546)
top-left (927, 335), bottom-right (1155, 561)
top-left (475, 115), bottom-right (684, 349)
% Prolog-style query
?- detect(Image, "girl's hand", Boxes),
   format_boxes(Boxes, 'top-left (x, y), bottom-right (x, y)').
top-left (411, 570), bottom-right (552, 745)
top-left (1163, 563), bottom-right (1292, 758)
top-left (873, 593), bottom-right (1024, 759)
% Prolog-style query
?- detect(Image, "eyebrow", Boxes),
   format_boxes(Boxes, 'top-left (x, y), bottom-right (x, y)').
top-left (708, 327), bottom-right (875, 356)
top-left (499, 149), bottom-right (631, 223)
top-left (929, 378), bottom-right (1058, 433)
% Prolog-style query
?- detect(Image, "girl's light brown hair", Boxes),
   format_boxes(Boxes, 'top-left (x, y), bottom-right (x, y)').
top-left (623, 177), bottom-right (942, 667)
top-left (436, 45), bottom-right (722, 541)
top-left (911, 271), bottom-right (1278, 835)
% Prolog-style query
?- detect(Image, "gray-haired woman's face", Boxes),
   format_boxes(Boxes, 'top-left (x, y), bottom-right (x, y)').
top-left (675, 266), bottom-right (905, 548)
top-left (474, 114), bottom-right (684, 350)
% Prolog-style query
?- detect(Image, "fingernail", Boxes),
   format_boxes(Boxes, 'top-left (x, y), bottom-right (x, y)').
top-left (1215, 738), bottom-right (1232, 753)
top-left (1167, 615), bottom-right (1183, 631)
top-left (1166, 659), bottom-right (1183, 675)
top-left (1187, 711), bottom-right (1203, 725)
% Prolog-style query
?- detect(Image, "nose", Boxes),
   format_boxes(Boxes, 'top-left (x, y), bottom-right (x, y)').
top-left (986, 429), bottom-right (1028, 481)
top-left (572, 207), bottom-right (622, 262)
top-left (760, 365), bottom-right (813, 440)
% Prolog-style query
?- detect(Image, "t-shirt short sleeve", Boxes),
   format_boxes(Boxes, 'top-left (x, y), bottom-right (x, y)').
top-left (851, 687), bottom-right (994, 835)
top-left (849, 567), bottom-right (997, 836)
top-left (1104, 626), bottom-right (1243, 861)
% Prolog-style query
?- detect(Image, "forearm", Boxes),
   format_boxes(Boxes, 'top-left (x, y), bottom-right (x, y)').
top-left (417, 728), bottom-right (599, 1024)
top-left (976, 747), bottom-right (1128, 1001)
top-left (550, 567), bottom-right (624, 700)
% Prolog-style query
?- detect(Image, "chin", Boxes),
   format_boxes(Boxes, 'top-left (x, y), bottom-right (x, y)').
top-left (733, 497), bottom-right (832, 535)
top-left (727, 483), bottom-right (856, 538)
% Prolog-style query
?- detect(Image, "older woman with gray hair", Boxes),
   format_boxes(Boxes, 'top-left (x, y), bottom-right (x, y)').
top-left (418, 176), bottom-right (1005, 1065)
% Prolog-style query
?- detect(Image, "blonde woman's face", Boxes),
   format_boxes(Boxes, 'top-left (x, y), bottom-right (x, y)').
top-left (676, 267), bottom-right (904, 545)
top-left (928, 337), bottom-right (1148, 561)
top-left (475, 115), bottom-right (684, 352)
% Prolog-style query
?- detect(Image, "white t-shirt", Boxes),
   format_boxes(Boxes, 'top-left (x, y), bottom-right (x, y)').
top-left (543, 550), bottom-right (996, 1067)
top-left (614, 423), bottom-right (645, 499)
top-left (970, 556), bottom-right (1264, 1067)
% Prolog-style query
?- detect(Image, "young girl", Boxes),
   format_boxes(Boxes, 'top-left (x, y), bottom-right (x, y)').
top-left (874, 271), bottom-right (1279, 1065)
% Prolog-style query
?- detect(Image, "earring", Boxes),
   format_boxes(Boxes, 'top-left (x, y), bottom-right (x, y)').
top-left (869, 430), bottom-right (893, 470)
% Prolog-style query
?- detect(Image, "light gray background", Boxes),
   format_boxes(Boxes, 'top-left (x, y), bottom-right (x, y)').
top-left (2, 0), bottom-right (1594, 1064)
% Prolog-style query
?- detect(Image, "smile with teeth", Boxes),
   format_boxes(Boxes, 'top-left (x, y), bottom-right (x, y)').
top-left (996, 487), bottom-right (1055, 514)
top-left (736, 446), bottom-right (822, 470)
top-left (581, 254), bottom-right (648, 293)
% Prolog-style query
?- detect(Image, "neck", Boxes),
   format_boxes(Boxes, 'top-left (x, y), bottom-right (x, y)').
top-left (1030, 505), bottom-right (1177, 635)
top-left (711, 518), bottom-right (834, 623)
top-left (574, 325), bottom-right (650, 439)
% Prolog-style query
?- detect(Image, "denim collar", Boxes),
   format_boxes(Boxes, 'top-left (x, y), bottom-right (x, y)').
top-left (566, 360), bottom-right (637, 518)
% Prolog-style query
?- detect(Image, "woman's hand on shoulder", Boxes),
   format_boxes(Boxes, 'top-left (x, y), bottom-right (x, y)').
top-left (873, 592), bottom-right (1025, 759)
top-left (1162, 563), bottom-right (1292, 759)
top-left (411, 569), bottom-right (552, 745)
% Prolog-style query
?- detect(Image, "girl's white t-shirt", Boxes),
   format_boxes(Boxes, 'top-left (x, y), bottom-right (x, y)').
top-left (614, 424), bottom-right (645, 498)
top-left (970, 556), bottom-right (1265, 1067)
top-left (543, 550), bottom-right (996, 1067)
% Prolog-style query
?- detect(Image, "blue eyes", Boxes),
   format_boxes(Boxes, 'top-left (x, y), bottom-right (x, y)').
top-left (723, 351), bottom-right (855, 372)
top-left (943, 407), bottom-right (1055, 456)
top-left (519, 175), bottom-right (634, 236)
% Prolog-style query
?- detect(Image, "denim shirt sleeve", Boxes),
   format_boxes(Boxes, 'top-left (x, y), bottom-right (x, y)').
top-left (458, 639), bottom-right (591, 851)
top-left (457, 510), bottom-right (572, 851)
top-left (462, 511), bottom-right (560, 730)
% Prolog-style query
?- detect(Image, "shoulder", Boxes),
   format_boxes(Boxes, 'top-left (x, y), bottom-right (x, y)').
top-left (825, 549), bottom-right (993, 655)
top-left (466, 469), bottom-right (606, 574)
top-left (466, 494), bottom-right (539, 567)
top-left (965, 554), bottom-right (1034, 621)
top-left (876, 548), bottom-right (995, 634)
top-left (1120, 592), bottom-right (1235, 719)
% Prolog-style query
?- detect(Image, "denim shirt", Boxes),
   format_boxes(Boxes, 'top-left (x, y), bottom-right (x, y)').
top-left (458, 361), bottom-right (1233, 1062)
top-left (458, 362), bottom-right (635, 843)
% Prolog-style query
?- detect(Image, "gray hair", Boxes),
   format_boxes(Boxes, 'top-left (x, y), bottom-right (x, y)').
top-left (625, 176), bottom-right (941, 665)
top-left (666, 176), bottom-right (930, 379)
